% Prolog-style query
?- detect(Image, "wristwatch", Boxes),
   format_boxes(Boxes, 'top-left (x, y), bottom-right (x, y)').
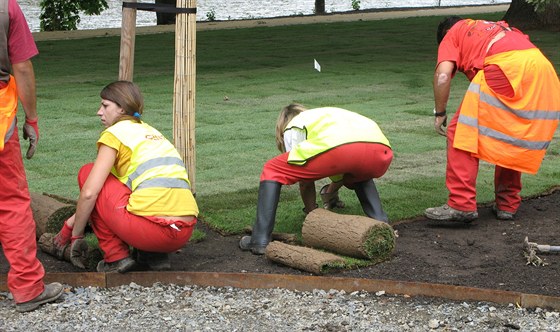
top-left (433, 108), bottom-right (446, 117)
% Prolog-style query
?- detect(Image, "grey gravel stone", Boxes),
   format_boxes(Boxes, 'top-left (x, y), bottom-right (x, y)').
top-left (1, 283), bottom-right (559, 331)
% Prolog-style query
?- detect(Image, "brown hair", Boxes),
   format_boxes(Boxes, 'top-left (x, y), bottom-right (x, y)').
top-left (100, 81), bottom-right (144, 123)
top-left (275, 103), bottom-right (307, 152)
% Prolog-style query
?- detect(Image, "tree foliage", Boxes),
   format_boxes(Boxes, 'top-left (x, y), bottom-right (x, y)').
top-left (525, 0), bottom-right (559, 11)
top-left (40, 0), bottom-right (108, 31)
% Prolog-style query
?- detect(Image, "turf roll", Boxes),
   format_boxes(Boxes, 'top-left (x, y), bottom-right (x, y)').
top-left (265, 241), bottom-right (346, 275)
top-left (302, 208), bottom-right (395, 261)
top-left (30, 192), bottom-right (76, 238)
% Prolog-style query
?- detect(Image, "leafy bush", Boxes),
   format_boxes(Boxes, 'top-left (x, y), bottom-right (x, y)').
top-left (40, 0), bottom-right (108, 31)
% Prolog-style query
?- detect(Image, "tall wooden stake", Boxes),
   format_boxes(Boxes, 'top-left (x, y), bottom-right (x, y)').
top-left (173, 0), bottom-right (197, 193)
top-left (119, 0), bottom-right (137, 81)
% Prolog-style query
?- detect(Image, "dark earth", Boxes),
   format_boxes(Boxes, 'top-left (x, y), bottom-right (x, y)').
top-left (2, 188), bottom-right (559, 297)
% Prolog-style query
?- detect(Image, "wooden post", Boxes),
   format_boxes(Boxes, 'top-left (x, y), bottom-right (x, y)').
top-left (119, 0), bottom-right (137, 81)
top-left (173, 0), bottom-right (197, 193)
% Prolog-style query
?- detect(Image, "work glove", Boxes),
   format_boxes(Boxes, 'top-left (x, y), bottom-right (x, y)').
top-left (69, 236), bottom-right (89, 269)
top-left (320, 184), bottom-right (345, 210)
top-left (434, 114), bottom-right (447, 137)
top-left (23, 117), bottom-right (39, 159)
top-left (53, 220), bottom-right (73, 259)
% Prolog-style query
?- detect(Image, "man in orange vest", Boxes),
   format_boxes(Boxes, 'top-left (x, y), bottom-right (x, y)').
top-left (0, 0), bottom-right (63, 312)
top-left (425, 17), bottom-right (560, 223)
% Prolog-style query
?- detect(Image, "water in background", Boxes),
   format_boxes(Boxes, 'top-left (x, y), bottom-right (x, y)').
top-left (19, 0), bottom-right (510, 32)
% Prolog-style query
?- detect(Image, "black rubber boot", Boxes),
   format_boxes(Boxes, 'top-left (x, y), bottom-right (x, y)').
top-left (239, 180), bottom-right (282, 255)
top-left (354, 179), bottom-right (388, 222)
top-left (134, 250), bottom-right (171, 271)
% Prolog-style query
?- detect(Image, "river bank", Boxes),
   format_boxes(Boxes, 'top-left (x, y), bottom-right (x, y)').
top-left (32, 4), bottom-right (509, 41)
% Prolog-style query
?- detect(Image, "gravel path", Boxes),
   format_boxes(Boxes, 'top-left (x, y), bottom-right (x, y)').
top-left (1, 283), bottom-right (559, 331)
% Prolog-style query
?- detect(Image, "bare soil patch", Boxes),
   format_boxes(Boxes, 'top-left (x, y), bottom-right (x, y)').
top-left (2, 188), bottom-right (559, 297)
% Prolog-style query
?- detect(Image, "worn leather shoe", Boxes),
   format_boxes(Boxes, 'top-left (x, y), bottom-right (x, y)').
top-left (492, 204), bottom-right (515, 220)
top-left (424, 204), bottom-right (478, 223)
top-left (96, 257), bottom-right (137, 273)
top-left (16, 282), bottom-right (64, 313)
top-left (239, 236), bottom-right (267, 255)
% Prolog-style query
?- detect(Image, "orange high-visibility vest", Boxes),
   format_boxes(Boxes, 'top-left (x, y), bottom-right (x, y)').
top-left (454, 48), bottom-right (560, 174)
top-left (0, 75), bottom-right (18, 151)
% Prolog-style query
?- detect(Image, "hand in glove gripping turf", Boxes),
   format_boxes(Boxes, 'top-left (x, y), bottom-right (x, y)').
top-left (53, 220), bottom-right (73, 259)
top-left (23, 117), bottom-right (39, 159)
top-left (320, 184), bottom-right (345, 210)
top-left (69, 236), bottom-right (89, 269)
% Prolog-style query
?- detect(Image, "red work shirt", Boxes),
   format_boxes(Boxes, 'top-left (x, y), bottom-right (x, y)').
top-left (7, 0), bottom-right (38, 64)
top-left (437, 19), bottom-right (533, 81)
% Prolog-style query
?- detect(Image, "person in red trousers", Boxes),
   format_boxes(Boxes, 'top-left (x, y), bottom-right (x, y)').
top-left (240, 104), bottom-right (393, 255)
top-left (0, 0), bottom-right (63, 312)
top-left (53, 81), bottom-right (199, 273)
top-left (425, 17), bottom-right (559, 223)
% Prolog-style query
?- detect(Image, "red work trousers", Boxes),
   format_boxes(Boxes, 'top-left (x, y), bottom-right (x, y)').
top-left (261, 142), bottom-right (393, 188)
top-left (78, 164), bottom-right (196, 263)
top-left (446, 113), bottom-right (521, 213)
top-left (0, 126), bottom-right (45, 303)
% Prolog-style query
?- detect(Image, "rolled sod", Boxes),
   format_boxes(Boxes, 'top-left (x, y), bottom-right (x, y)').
top-left (38, 233), bottom-right (103, 271)
top-left (265, 241), bottom-right (346, 275)
top-left (302, 208), bottom-right (395, 261)
top-left (30, 192), bottom-right (76, 238)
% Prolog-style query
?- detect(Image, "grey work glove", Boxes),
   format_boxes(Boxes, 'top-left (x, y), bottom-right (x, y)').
top-left (69, 237), bottom-right (89, 269)
top-left (434, 114), bottom-right (447, 137)
top-left (23, 118), bottom-right (39, 159)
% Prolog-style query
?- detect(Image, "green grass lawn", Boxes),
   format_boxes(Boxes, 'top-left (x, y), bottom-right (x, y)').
top-left (23, 12), bottom-right (560, 237)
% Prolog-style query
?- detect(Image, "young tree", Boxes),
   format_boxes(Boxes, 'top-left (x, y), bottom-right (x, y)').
top-left (503, 0), bottom-right (560, 30)
top-left (40, 0), bottom-right (108, 31)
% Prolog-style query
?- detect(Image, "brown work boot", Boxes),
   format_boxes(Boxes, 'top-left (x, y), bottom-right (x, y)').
top-left (15, 282), bottom-right (64, 313)
top-left (96, 257), bottom-right (137, 273)
top-left (492, 204), bottom-right (515, 220)
top-left (424, 204), bottom-right (478, 223)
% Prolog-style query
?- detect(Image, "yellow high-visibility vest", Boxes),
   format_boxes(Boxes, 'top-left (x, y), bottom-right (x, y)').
top-left (104, 120), bottom-right (191, 191)
top-left (286, 107), bottom-right (391, 165)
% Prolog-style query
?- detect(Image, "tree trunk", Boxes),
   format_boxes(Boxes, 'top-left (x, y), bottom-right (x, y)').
top-left (315, 0), bottom-right (325, 15)
top-left (302, 208), bottom-right (395, 260)
top-left (503, 0), bottom-right (560, 31)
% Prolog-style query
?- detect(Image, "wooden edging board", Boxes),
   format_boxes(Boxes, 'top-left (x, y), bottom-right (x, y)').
top-left (2, 271), bottom-right (558, 310)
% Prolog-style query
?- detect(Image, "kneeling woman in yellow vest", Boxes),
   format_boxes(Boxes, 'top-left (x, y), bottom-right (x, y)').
top-left (240, 104), bottom-right (393, 255)
top-left (53, 81), bottom-right (199, 273)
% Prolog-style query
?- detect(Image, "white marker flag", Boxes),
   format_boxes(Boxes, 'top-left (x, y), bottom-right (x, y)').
top-left (314, 59), bottom-right (321, 72)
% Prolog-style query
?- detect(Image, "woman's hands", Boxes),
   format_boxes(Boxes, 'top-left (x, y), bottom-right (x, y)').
top-left (69, 236), bottom-right (89, 269)
top-left (53, 216), bottom-right (89, 268)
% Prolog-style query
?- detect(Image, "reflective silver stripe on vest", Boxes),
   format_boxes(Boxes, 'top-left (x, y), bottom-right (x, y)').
top-left (3, 117), bottom-right (15, 143)
top-left (468, 83), bottom-right (560, 120)
top-left (458, 114), bottom-right (550, 150)
top-left (135, 177), bottom-right (190, 190)
top-left (126, 156), bottom-right (187, 189)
